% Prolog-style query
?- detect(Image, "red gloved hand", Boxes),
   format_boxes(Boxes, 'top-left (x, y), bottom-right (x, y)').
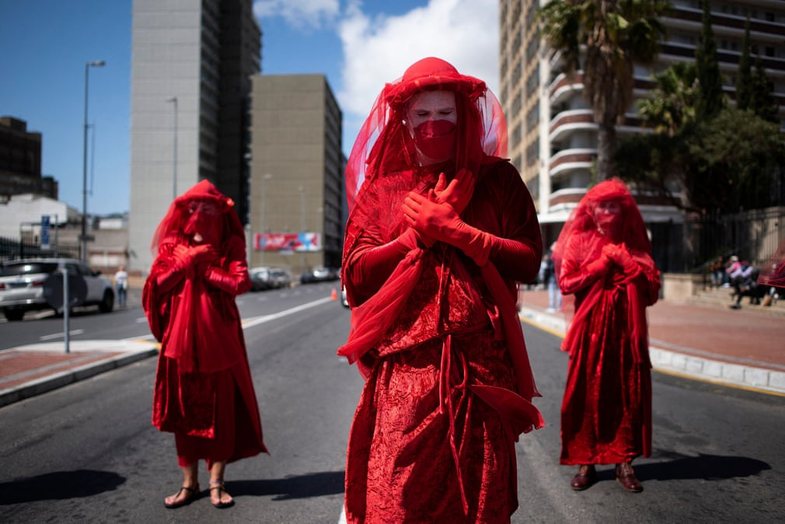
top-left (433, 168), bottom-right (475, 215)
top-left (402, 191), bottom-right (492, 266)
top-left (204, 264), bottom-right (250, 295)
top-left (602, 242), bottom-right (639, 276)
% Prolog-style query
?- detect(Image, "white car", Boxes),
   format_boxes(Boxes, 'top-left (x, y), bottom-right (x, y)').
top-left (0, 258), bottom-right (115, 321)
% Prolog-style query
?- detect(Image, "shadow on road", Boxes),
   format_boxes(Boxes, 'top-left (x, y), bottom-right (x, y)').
top-left (0, 470), bottom-right (126, 505)
top-left (633, 451), bottom-right (771, 482)
top-left (226, 470), bottom-right (344, 500)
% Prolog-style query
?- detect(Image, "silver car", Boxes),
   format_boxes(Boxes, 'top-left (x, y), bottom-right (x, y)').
top-left (0, 258), bottom-right (115, 321)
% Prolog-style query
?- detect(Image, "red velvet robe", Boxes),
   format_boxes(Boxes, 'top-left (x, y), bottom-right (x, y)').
top-left (558, 232), bottom-right (660, 465)
top-left (341, 159), bottom-right (542, 523)
top-left (143, 235), bottom-right (266, 465)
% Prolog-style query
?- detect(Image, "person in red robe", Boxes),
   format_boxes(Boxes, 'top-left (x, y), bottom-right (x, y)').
top-left (143, 180), bottom-right (267, 509)
top-left (553, 179), bottom-right (660, 493)
top-left (338, 57), bottom-right (544, 523)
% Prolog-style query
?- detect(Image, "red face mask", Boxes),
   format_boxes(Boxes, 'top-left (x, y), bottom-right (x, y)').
top-left (413, 120), bottom-right (456, 161)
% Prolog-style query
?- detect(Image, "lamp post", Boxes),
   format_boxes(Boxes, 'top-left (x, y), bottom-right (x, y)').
top-left (259, 173), bottom-right (272, 264)
top-left (167, 97), bottom-right (178, 199)
top-left (81, 59), bottom-right (105, 263)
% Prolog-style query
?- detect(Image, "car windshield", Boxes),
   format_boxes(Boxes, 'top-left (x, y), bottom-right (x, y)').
top-left (0, 262), bottom-right (59, 277)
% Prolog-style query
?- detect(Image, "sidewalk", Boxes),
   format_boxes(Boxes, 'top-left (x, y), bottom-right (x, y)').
top-left (519, 289), bottom-right (785, 396)
top-left (1, 290), bottom-right (783, 409)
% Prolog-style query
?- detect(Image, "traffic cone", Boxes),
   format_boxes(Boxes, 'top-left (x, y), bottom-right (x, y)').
top-left (330, 288), bottom-right (338, 301)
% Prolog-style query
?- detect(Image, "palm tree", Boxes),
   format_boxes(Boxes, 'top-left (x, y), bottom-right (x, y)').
top-left (638, 62), bottom-right (698, 137)
top-left (539, 0), bottom-right (669, 180)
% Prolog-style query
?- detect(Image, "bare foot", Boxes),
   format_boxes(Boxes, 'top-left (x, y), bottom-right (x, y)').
top-left (209, 481), bottom-right (234, 508)
top-left (163, 484), bottom-right (199, 508)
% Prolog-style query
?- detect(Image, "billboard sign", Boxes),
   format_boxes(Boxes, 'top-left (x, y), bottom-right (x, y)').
top-left (254, 232), bottom-right (321, 252)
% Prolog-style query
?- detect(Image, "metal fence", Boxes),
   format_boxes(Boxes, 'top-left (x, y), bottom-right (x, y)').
top-left (0, 236), bottom-right (79, 262)
top-left (683, 207), bottom-right (785, 272)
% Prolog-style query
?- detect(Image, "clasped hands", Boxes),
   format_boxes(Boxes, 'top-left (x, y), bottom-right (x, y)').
top-left (172, 243), bottom-right (219, 276)
top-left (401, 169), bottom-right (490, 265)
top-left (601, 242), bottom-right (638, 276)
top-left (401, 168), bottom-right (473, 245)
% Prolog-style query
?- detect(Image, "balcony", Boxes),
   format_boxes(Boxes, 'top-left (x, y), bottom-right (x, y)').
top-left (549, 187), bottom-right (587, 210)
top-left (549, 148), bottom-right (596, 177)
top-left (665, 6), bottom-right (785, 37)
top-left (549, 110), bottom-right (596, 141)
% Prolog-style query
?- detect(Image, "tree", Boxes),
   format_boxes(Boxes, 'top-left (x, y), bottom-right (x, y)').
top-left (638, 62), bottom-right (699, 136)
top-left (750, 55), bottom-right (779, 123)
top-left (539, 0), bottom-right (668, 180)
top-left (695, 0), bottom-right (724, 119)
top-left (735, 17), bottom-right (752, 111)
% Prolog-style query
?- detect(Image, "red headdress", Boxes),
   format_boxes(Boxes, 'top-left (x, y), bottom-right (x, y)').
top-left (151, 179), bottom-right (244, 253)
top-left (345, 57), bottom-right (508, 212)
top-left (759, 241), bottom-right (785, 289)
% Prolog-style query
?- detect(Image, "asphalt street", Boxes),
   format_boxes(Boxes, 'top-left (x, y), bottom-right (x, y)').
top-left (1, 281), bottom-right (783, 523)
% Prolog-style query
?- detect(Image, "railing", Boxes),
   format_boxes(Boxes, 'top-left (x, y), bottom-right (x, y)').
top-left (0, 236), bottom-right (78, 262)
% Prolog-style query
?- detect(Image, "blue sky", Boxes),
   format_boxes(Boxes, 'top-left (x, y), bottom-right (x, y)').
top-left (0, 0), bottom-right (498, 215)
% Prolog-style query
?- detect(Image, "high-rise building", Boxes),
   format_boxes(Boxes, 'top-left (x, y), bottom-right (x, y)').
top-left (129, 0), bottom-right (260, 271)
top-left (500, 0), bottom-right (785, 262)
top-left (248, 74), bottom-right (344, 275)
top-left (0, 117), bottom-right (57, 200)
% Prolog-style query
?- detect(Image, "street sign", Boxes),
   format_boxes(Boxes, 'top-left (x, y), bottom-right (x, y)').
top-left (40, 215), bottom-right (50, 249)
top-left (43, 273), bottom-right (87, 310)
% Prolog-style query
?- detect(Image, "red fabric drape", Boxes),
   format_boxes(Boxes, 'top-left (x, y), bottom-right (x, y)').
top-left (339, 58), bottom-right (543, 523)
top-left (554, 179), bottom-right (659, 465)
top-left (143, 180), bottom-right (267, 464)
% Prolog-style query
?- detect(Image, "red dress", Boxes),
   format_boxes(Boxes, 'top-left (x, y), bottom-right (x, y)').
top-left (143, 181), bottom-right (266, 468)
top-left (341, 159), bottom-right (543, 523)
top-left (555, 181), bottom-right (660, 465)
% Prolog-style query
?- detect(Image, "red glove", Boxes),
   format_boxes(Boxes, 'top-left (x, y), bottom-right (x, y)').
top-left (433, 168), bottom-right (475, 215)
top-left (402, 191), bottom-right (492, 266)
top-left (204, 262), bottom-right (251, 295)
top-left (155, 244), bottom-right (216, 290)
top-left (602, 243), bottom-right (639, 276)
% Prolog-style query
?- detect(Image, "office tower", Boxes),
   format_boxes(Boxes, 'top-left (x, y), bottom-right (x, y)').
top-left (249, 74), bottom-right (344, 275)
top-left (129, 0), bottom-right (260, 271)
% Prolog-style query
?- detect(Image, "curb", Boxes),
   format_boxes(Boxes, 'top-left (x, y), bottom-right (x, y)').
top-left (0, 343), bottom-right (158, 408)
top-left (518, 307), bottom-right (785, 397)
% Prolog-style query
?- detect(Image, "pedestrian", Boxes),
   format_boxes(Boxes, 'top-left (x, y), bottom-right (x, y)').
top-left (114, 265), bottom-right (128, 307)
top-left (553, 179), bottom-right (660, 493)
top-left (143, 180), bottom-right (267, 509)
top-left (543, 245), bottom-right (562, 312)
top-left (338, 57), bottom-right (543, 523)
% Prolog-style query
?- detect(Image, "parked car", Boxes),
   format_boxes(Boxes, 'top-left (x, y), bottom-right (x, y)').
top-left (249, 266), bottom-right (291, 291)
top-left (300, 266), bottom-right (340, 284)
top-left (249, 267), bottom-right (273, 291)
top-left (0, 258), bottom-right (115, 321)
top-left (340, 285), bottom-right (350, 308)
top-left (269, 267), bottom-right (292, 289)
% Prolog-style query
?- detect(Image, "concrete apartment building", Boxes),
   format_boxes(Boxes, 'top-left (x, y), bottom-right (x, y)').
top-left (500, 0), bottom-right (785, 266)
top-left (248, 74), bottom-right (343, 275)
top-left (128, 0), bottom-right (260, 272)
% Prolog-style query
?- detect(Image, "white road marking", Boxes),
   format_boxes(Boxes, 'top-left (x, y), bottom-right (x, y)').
top-left (338, 506), bottom-right (347, 524)
top-left (39, 329), bottom-right (85, 341)
top-left (135, 317), bottom-right (148, 323)
top-left (241, 296), bottom-right (333, 329)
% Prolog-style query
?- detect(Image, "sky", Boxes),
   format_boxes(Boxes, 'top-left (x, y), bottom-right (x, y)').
top-left (0, 0), bottom-right (499, 216)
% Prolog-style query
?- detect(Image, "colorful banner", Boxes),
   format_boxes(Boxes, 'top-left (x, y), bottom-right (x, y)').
top-left (254, 232), bottom-right (321, 252)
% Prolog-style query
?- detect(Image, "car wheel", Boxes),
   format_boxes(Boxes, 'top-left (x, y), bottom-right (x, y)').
top-left (3, 309), bottom-right (25, 321)
top-left (99, 290), bottom-right (115, 313)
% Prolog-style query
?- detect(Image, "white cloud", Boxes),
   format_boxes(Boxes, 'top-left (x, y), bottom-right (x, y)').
top-left (338, 0), bottom-right (500, 143)
top-left (253, 0), bottom-right (339, 29)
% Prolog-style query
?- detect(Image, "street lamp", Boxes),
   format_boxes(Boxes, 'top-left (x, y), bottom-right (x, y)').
top-left (167, 97), bottom-right (178, 199)
top-left (81, 59), bottom-right (105, 263)
top-left (259, 173), bottom-right (272, 264)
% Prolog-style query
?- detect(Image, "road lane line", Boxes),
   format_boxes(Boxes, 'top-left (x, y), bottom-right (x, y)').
top-left (135, 317), bottom-right (148, 323)
top-left (241, 296), bottom-right (333, 329)
top-left (121, 297), bottom-right (334, 343)
top-left (39, 329), bottom-right (85, 341)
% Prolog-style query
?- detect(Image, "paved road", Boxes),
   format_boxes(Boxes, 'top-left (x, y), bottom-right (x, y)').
top-left (1, 282), bottom-right (783, 522)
